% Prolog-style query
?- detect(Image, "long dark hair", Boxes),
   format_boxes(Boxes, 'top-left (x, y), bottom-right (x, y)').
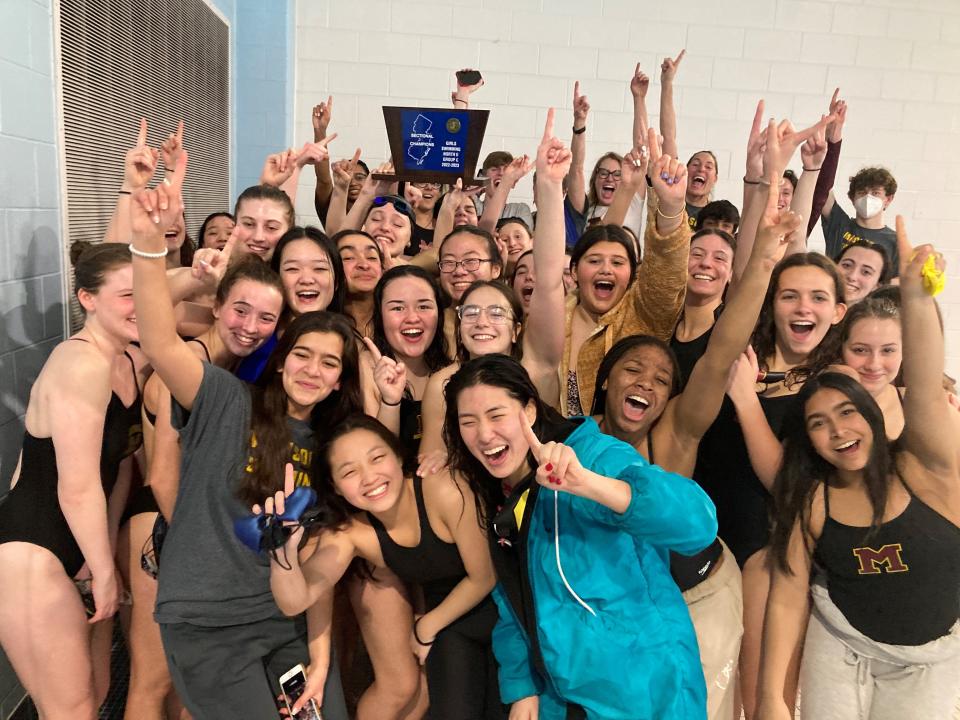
top-left (271, 226), bottom-right (346, 314)
top-left (751, 253), bottom-right (846, 375)
top-left (197, 211), bottom-right (235, 248)
top-left (769, 372), bottom-right (893, 573)
top-left (373, 265), bottom-right (449, 373)
top-left (456, 280), bottom-right (522, 362)
top-left (590, 335), bottom-right (682, 416)
top-left (443, 355), bottom-right (565, 526)
top-left (237, 311), bottom-right (363, 506)
top-left (569, 224), bottom-right (639, 283)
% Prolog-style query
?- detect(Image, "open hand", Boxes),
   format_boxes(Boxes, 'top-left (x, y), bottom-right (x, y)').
top-left (502, 153), bottom-right (534, 189)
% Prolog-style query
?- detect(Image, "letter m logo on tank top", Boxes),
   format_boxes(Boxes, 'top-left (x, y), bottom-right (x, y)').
top-left (852, 543), bottom-right (909, 575)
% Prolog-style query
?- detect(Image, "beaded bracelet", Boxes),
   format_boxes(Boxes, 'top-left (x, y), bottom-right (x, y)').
top-left (128, 243), bottom-right (169, 259)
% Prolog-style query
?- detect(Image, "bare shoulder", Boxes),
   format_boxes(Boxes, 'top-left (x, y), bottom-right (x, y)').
top-left (806, 483), bottom-right (827, 541)
top-left (427, 363), bottom-right (458, 391)
top-left (422, 470), bottom-right (472, 515)
top-left (42, 340), bottom-right (112, 396)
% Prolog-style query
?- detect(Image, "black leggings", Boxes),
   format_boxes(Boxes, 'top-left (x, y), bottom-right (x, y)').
top-left (425, 598), bottom-right (506, 720)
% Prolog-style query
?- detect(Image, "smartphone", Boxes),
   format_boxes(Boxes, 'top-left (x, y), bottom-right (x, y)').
top-left (456, 69), bottom-right (482, 87)
top-left (279, 664), bottom-right (322, 720)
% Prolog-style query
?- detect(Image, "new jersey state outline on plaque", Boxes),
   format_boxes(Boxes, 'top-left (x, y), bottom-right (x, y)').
top-left (408, 114), bottom-right (433, 165)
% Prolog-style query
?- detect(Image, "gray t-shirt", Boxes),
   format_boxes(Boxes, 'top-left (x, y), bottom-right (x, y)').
top-left (156, 363), bottom-right (315, 627)
top-left (822, 204), bottom-right (899, 277)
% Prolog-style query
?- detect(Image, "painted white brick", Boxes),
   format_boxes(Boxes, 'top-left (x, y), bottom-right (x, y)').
top-left (539, 45), bottom-right (598, 79)
top-left (791, 93), bottom-right (833, 124)
top-left (711, 0), bottom-right (776, 28)
top-left (685, 26), bottom-right (745, 60)
top-left (469, 70), bottom-right (510, 105)
top-left (360, 32), bottom-right (421, 65)
top-left (658, 0), bottom-right (720, 26)
top-left (712, 59), bottom-right (770, 92)
top-left (453, 7), bottom-right (512, 41)
top-left (483, 104), bottom-right (540, 139)
top-left (942, 15), bottom-right (960, 44)
top-left (885, 9), bottom-right (943, 41)
top-left (743, 29), bottom-right (803, 62)
top-left (329, 0), bottom-right (391, 31)
top-left (775, 1), bottom-right (835, 33)
top-left (507, 74), bottom-right (567, 108)
top-left (564, 77), bottom-right (625, 113)
top-left (848, 98), bottom-right (904, 131)
top-left (484, 0), bottom-right (539, 11)
top-left (391, 3), bottom-right (453, 37)
top-left (296, 0), bottom-right (329, 27)
top-left (864, 129), bottom-right (924, 162)
top-left (735, 91), bottom-right (794, 122)
top-left (571, 16), bottom-right (629, 49)
top-left (935, 74), bottom-right (960, 104)
top-left (800, 32), bottom-right (858, 66)
top-left (388, 65), bottom-right (451, 99)
top-left (626, 22), bottom-right (688, 56)
top-left (913, 42), bottom-right (960, 72)
top-left (478, 41), bottom-right (540, 75)
top-left (419, 36), bottom-right (480, 69)
top-left (297, 61), bottom-right (329, 93)
top-left (769, 62), bottom-right (827, 96)
top-left (902, 102), bottom-right (954, 134)
top-left (542, 0), bottom-right (602, 17)
top-left (596, 50), bottom-right (656, 83)
top-left (664, 54), bottom-right (714, 89)
top-left (881, 69), bottom-right (936, 102)
top-left (328, 62), bottom-right (390, 95)
top-left (916, 193), bottom-right (960, 221)
top-left (826, 66), bottom-right (884, 100)
top-left (833, 5), bottom-right (888, 37)
top-left (679, 87), bottom-right (739, 120)
top-left (297, 27), bottom-right (359, 62)
top-left (855, 36), bottom-right (911, 69)
top-left (511, 12), bottom-right (572, 45)
top-left (922, 132), bottom-right (960, 162)
top-left (590, 109), bottom-right (633, 145)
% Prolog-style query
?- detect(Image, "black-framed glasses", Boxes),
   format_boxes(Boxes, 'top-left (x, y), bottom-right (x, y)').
top-left (372, 195), bottom-right (414, 222)
top-left (457, 304), bottom-right (514, 324)
top-left (411, 182), bottom-right (442, 190)
top-left (439, 257), bottom-right (493, 273)
top-left (596, 168), bottom-right (622, 180)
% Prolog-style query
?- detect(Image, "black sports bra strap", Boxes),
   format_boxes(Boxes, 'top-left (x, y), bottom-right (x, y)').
top-left (822, 481), bottom-right (831, 517)
top-left (646, 433), bottom-right (654, 464)
top-left (411, 475), bottom-right (430, 528)
top-left (188, 338), bottom-right (212, 362)
top-left (68, 336), bottom-right (90, 343)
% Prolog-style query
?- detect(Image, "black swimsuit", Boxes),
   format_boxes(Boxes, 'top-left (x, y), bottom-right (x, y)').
top-left (0, 346), bottom-right (142, 576)
top-left (368, 476), bottom-right (502, 720)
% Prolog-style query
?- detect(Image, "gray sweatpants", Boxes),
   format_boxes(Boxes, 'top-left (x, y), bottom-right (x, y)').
top-left (800, 583), bottom-right (960, 720)
top-left (160, 614), bottom-right (348, 720)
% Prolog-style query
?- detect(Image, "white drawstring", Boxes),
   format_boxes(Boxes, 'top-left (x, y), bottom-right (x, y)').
top-left (553, 489), bottom-right (597, 617)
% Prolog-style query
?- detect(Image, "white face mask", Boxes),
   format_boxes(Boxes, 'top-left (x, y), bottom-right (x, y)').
top-left (854, 194), bottom-right (884, 219)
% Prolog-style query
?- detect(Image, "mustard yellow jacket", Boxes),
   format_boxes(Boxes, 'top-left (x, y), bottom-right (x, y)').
top-left (560, 212), bottom-right (690, 416)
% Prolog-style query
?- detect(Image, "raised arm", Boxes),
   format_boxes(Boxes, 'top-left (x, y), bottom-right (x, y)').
top-left (786, 121), bottom-right (828, 255)
top-left (727, 346), bottom-right (783, 490)
top-left (630, 64), bottom-right (651, 151)
top-left (343, 161), bottom-right (395, 232)
top-left (658, 50), bottom-right (684, 160)
top-left (105, 119), bottom-right (159, 245)
top-left (627, 127), bottom-right (690, 340)
top-left (897, 219), bottom-right (958, 486)
top-left (671, 170), bottom-right (798, 446)
top-left (451, 68), bottom-right (484, 110)
top-left (522, 109), bottom-right (571, 377)
top-left (311, 98), bottom-right (336, 223)
top-left (477, 154), bottom-right (532, 234)
top-left (325, 149), bottom-right (362, 236)
top-left (49, 354), bottom-right (119, 623)
top-left (815, 89), bottom-right (847, 227)
top-left (600, 147), bottom-right (647, 228)
top-left (410, 474), bottom-right (496, 663)
top-left (566, 81), bottom-right (590, 214)
top-left (130, 152), bottom-right (204, 410)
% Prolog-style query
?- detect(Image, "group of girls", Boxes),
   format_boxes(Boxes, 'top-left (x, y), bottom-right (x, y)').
top-left (0, 54), bottom-right (958, 720)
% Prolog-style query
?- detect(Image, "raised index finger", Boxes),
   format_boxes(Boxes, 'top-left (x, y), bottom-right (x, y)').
top-left (137, 117), bottom-right (148, 147)
top-left (175, 119), bottom-right (184, 143)
top-left (895, 215), bottom-right (913, 276)
top-left (284, 462), bottom-right (295, 497)
top-left (542, 107), bottom-right (555, 142)
top-left (674, 49), bottom-right (686, 65)
top-left (362, 335), bottom-right (383, 362)
top-left (221, 224), bottom-right (240, 264)
top-left (518, 410), bottom-right (542, 462)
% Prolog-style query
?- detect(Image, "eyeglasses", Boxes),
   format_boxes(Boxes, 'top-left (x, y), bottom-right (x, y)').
top-left (411, 182), bottom-right (441, 190)
top-left (352, 172), bottom-right (369, 182)
top-left (372, 195), bottom-right (414, 221)
top-left (596, 169), bottom-right (622, 181)
top-left (439, 257), bottom-right (493, 273)
top-left (457, 304), bottom-right (514, 324)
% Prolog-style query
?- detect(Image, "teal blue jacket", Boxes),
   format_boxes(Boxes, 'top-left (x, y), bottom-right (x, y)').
top-left (491, 418), bottom-right (717, 719)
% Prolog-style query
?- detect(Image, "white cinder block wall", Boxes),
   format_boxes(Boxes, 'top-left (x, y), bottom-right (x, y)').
top-left (293, 0), bottom-right (960, 377)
